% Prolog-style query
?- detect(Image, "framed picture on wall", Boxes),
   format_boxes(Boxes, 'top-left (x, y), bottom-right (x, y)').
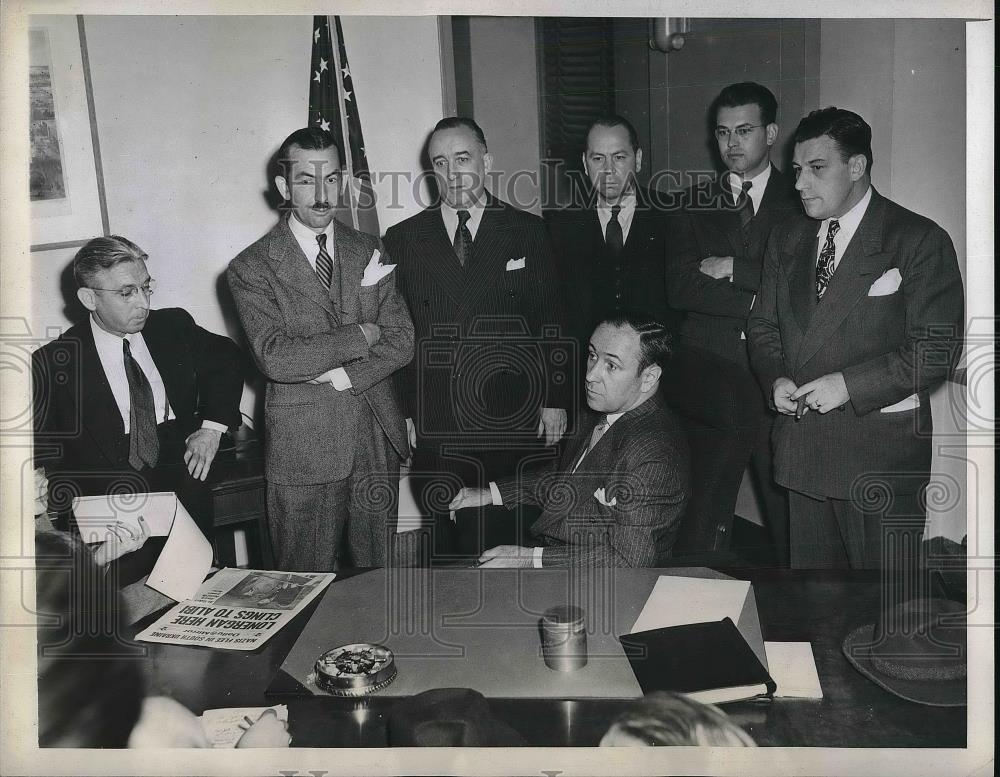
top-left (29, 15), bottom-right (108, 251)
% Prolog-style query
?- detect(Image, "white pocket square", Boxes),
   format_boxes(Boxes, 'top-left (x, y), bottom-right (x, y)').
top-left (867, 268), bottom-right (902, 296)
top-left (361, 248), bottom-right (395, 287)
top-left (505, 257), bottom-right (526, 271)
top-left (593, 487), bottom-right (617, 508)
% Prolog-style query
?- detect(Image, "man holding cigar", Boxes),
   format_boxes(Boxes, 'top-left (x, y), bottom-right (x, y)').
top-left (747, 107), bottom-right (963, 574)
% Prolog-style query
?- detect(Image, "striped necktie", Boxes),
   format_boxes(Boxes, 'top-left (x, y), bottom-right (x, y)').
top-left (315, 233), bottom-right (334, 290)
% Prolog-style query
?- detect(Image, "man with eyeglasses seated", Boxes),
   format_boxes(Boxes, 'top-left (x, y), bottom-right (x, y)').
top-left (32, 235), bottom-right (243, 586)
top-left (663, 81), bottom-right (802, 566)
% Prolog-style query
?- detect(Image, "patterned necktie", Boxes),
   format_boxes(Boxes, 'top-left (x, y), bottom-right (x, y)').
top-left (315, 233), bottom-right (334, 290)
top-left (815, 219), bottom-right (841, 300)
top-left (736, 180), bottom-right (754, 230)
top-left (605, 205), bottom-right (624, 255)
top-left (123, 338), bottom-right (159, 470)
top-left (453, 209), bottom-right (473, 267)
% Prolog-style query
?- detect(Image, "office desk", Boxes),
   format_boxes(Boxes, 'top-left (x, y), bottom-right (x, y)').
top-left (136, 569), bottom-right (965, 748)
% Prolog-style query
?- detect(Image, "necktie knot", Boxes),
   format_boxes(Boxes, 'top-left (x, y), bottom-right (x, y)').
top-left (316, 233), bottom-right (327, 249)
top-left (610, 205), bottom-right (621, 222)
top-left (741, 180), bottom-right (752, 194)
top-left (453, 210), bottom-right (473, 266)
top-left (314, 232), bottom-right (334, 290)
top-left (457, 209), bottom-right (471, 227)
top-left (827, 218), bottom-right (841, 238)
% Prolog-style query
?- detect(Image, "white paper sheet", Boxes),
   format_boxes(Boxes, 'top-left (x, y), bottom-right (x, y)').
top-left (765, 641), bottom-right (823, 698)
top-left (199, 705), bottom-right (288, 748)
top-left (145, 498), bottom-right (213, 601)
top-left (629, 576), bottom-right (752, 634)
top-left (396, 469), bottom-right (424, 533)
top-left (72, 491), bottom-right (177, 542)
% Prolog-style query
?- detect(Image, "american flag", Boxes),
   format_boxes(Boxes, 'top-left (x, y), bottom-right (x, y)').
top-left (309, 15), bottom-right (379, 236)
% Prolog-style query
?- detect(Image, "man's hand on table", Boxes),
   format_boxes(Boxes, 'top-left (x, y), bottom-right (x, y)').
top-left (477, 545), bottom-right (534, 568)
top-left (235, 709), bottom-right (291, 748)
top-left (448, 487), bottom-right (493, 511)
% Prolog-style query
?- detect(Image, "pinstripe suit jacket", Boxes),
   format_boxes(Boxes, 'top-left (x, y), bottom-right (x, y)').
top-left (747, 189), bottom-right (964, 499)
top-left (384, 194), bottom-right (568, 451)
top-left (228, 217), bottom-right (414, 485)
top-left (495, 394), bottom-right (690, 567)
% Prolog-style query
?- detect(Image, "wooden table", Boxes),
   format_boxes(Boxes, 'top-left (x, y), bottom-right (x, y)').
top-left (136, 568), bottom-right (965, 748)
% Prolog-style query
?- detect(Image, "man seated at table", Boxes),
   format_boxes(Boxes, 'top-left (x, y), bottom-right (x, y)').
top-left (449, 311), bottom-right (690, 567)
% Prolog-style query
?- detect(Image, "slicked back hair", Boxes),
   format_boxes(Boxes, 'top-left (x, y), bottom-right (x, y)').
top-left (711, 81), bottom-right (778, 126)
top-left (73, 235), bottom-right (147, 288)
top-left (793, 106), bottom-right (874, 172)
top-left (586, 114), bottom-right (640, 153)
top-left (274, 127), bottom-right (342, 178)
top-left (596, 310), bottom-right (674, 373)
top-left (431, 116), bottom-right (488, 151)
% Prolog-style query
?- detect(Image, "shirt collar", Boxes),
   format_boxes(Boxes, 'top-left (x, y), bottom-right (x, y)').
top-left (90, 314), bottom-right (130, 345)
top-left (287, 212), bottom-right (335, 245)
top-left (597, 190), bottom-right (637, 213)
top-left (727, 164), bottom-right (772, 199)
top-left (816, 185), bottom-right (872, 237)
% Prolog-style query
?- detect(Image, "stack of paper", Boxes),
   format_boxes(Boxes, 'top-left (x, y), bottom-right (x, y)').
top-left (764, 641), bottom-right (823, 699)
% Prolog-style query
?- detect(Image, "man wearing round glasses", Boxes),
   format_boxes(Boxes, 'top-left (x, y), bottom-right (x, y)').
top-left (32, 235), bottom-right (243, 583)
top-left (663, 82), bottom-right (801, 566)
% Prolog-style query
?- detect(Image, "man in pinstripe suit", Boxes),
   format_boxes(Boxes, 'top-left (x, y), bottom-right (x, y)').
top-left (450, 312), bottom-right (690, 567)
top-left (748, 108), bottom-right (963, 579)
top-left (385, 117), bottom-right (570, 560)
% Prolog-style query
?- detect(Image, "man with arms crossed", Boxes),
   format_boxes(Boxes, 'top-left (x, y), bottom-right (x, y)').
top-left (228, 128), bottom-right (414, 571)
top-left (665, 82), bottom-right (800, 565)
top-left (747, 108), bottom-right (963, 590)
top-left (450, 312), bottom-right (690, 567)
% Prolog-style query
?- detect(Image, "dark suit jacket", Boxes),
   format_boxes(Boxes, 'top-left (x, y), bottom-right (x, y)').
top-left (228, 217), bottom-right (414, 485)
top-left (384, 194), bottom-right (568, 451)
top-left (668, 166), bottom-right (800, 367)
top-left (546, 186), bottom-right (680, 346)
top-left (747, 188), bottom-right (964, 499)
top-left (495, 395), bottom-right (690, 567)
top-left (32, 307), bottom-right (243, 486)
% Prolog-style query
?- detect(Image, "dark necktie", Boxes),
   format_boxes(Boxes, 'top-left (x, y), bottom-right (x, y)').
top-left (453, 209), bottom-right (473, 267)
top-left (605, 205), bottom-right (624, 255)
top-left (815, 219), bottom-right (841, 300)
top-left (123, 338), bottom-right (159, 470)
top-left (736, 180), bottom-right (754, 230)
top-left (315, 233), bottom-right (334, 290)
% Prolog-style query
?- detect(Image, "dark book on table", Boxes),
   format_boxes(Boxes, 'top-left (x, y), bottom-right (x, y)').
top-left (618, 617), bottom-right (776, 705)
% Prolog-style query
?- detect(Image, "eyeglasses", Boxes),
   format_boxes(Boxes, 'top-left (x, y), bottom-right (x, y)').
top-left (88, 279), bottom-right (156, 302)
top-left (714, 125), bottom-right (766, 142)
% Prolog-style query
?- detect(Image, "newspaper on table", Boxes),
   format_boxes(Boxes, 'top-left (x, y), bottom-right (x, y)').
top-left (135, 568), bottom-right (335, 651)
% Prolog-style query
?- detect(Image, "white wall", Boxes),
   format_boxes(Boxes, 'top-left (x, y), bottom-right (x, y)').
top-left (819, 19), bottom-right (968, 541)
top-left (28, 15), bottom-right (444, 418)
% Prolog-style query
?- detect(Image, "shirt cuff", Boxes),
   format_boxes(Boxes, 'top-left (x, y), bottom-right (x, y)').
top-left (488, 481), bottom-right (503, 507)
top-left (200, 420), bottom-right (228, 433)
top-left (532, 546), bottom-right (543, 568)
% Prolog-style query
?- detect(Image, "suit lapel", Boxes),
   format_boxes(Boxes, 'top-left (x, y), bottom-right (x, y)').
top-left (141, 311), bottom-right (182, 421)
top-left (793, 191), bottom-right (893, 371)
top-left (457, 196), bottom-right (517, 321)
top-left (75, 323), bottom-right (127, 463)
top-left (786, 225), bottom-right (819, 337)
top-left (414, 209), bottom-right (466, 307)
top-left (267, 218), bottom-right (340, 321)
top-left (334, 219), bottom-right (365, 324)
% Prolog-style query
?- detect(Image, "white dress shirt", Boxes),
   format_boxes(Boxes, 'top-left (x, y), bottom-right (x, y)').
top-left (489, 411), bottom-right (625, 568)
top-left (440, 198), bottom-right (486, 243)
top-left (814, 186), bottom-right (872, 273)
top-left (596, 191), bottom-right (637, 246)
top-left (287, 213), bottom-right (354, 391)
top-left (726, 163), bottom-right (772, 214)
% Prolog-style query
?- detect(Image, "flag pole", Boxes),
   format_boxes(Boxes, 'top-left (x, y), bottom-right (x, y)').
top-left (328, 15), bottom-right (359, 230)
